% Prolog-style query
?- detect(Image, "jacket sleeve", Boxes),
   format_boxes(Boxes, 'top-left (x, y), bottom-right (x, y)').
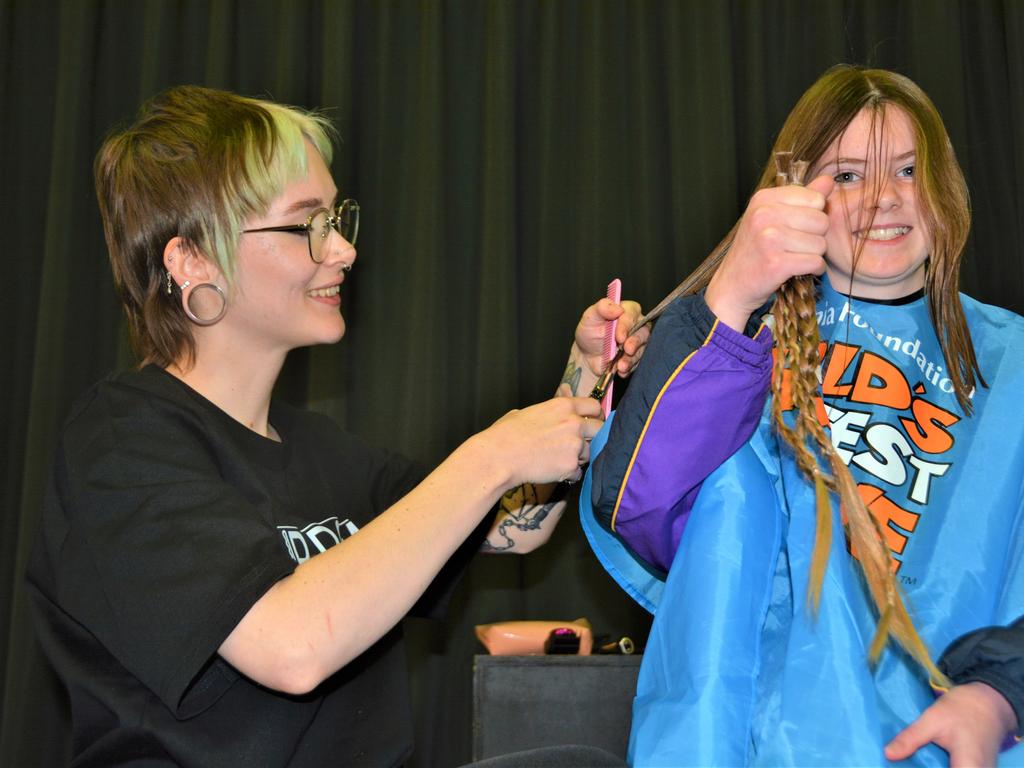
top-left (939, 617), bottom-right (1024, 736)
top-left (590, 292), bottom-right (774, 572)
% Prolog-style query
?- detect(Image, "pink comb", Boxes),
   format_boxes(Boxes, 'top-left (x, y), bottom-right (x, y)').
top-left (600, 278), bottom-right (621, 417)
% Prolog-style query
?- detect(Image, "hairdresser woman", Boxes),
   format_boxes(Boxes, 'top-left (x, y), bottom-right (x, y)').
top-left (26, 86), bottom-right (645, 767)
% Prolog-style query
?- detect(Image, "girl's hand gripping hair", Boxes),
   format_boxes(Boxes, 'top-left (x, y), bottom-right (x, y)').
top-left (705, 174), bottom-right (834, 332)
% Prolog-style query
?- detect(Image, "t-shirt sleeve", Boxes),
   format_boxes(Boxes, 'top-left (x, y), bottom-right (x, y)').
top-left (52, 389), bottom-right (297, 716)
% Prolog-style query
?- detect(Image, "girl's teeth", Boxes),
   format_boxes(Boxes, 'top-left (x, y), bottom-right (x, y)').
top-left (861, 226), bottom-right (910, 241)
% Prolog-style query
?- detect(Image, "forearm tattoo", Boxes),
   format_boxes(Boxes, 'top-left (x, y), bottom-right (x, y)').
top-left (561, 359), bottom-right (583, 396)
top-left (482, 483), bottom-right (567, 552)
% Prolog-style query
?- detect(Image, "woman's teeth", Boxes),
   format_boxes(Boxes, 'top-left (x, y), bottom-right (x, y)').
top-left (859, 226), bottom-right (910, 241)
top-left (307, 285), bottom-right (340, 298)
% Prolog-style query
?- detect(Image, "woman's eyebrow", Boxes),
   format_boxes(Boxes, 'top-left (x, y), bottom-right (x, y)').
top-left (281, 197), bottom-right (325, 215)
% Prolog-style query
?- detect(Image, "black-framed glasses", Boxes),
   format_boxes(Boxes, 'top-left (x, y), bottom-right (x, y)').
top-left (242, 198), bottom-right (360, 263)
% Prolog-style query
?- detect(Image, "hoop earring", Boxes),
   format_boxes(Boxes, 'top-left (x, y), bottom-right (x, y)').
top-left (184, 283), bottom-right (228, 326)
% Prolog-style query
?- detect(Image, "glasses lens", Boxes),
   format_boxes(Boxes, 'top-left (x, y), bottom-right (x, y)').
top-left (307, 201), bottom-right (359, 262)
top-left (337, 200), bottom-right (360, 247)
top-left (308, 209), bottom-right (331, 262)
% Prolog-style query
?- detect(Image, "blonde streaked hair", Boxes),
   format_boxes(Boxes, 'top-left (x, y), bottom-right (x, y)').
top-left (673, 65), bottom-right (979, 685)
top-left (95, 85), bottom-right (336, 367)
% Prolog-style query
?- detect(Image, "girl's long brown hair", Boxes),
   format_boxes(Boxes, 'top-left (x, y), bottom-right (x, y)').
top-left (664, 65), bottom-right (979, 685)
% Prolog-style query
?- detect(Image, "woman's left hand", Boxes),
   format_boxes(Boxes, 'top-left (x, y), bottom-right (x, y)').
top-left (573, 298), bottom-right (650, 378)
top-left (884, 682), bottom-right (1017, 767)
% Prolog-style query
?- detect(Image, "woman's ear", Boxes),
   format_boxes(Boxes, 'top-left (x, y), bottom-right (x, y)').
top-left (163, 237), bottom-right (221, 289)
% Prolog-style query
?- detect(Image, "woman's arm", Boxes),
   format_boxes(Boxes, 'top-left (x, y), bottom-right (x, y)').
top-left (481, 298), bottom-right (650, 554)
top-left (219, 395), bottom-right (601, 694)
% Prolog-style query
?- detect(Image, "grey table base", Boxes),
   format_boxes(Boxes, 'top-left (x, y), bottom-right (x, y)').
top-left (472, 654), bottom-right (641, 761)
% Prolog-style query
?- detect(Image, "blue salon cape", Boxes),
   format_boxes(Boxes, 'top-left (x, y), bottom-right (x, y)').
top-left (582, 281), bottom-right (1024, 766)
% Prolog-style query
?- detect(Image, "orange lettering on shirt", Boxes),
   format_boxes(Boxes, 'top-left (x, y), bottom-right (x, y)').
top-left (774, 344), bottom-right (829, 423)
top-left (777, 365), bottom-right (793, 412)
top-left (850, 352), bottom-right (912, 410)
top-left (900, 397), bottom-right (960, 454)
top-left (813, 394), bottom-right (828, 427)
top-left (821, 342), bottom-right (860, 398)
top-left (857, 483), bottom-right (921, 567)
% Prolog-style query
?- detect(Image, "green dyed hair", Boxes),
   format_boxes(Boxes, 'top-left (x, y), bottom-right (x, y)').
top-left (95, 85), bottom-right (336, 367)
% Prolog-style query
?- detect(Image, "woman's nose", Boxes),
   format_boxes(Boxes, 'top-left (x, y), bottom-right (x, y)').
top-left (322, 227), bottom-right (357, 268)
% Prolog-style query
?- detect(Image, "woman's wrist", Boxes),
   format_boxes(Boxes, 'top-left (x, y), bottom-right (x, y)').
top-left (558, 343), bottom-right (601, 398)
top-left (448, 430), bottom-right (517, 501)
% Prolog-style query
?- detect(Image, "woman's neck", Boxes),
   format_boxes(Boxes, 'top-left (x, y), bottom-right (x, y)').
top-left (166, 343), bottom-right (285, 441)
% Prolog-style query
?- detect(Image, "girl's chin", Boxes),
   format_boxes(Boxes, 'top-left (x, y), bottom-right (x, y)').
top-left (826, 264), bottom-right (926, 298)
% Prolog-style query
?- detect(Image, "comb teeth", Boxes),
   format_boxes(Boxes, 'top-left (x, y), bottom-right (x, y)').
top-left (602, 321), bottom-right (616, 358)
top-left (601, 279), bottom-right (622, 417)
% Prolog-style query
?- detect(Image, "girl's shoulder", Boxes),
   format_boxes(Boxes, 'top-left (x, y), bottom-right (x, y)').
top-left (961, 293), bottom-right (1024, 347)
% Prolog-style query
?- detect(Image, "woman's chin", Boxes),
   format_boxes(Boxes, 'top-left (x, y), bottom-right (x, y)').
top-left (323, 320), bottom-right (347, 345)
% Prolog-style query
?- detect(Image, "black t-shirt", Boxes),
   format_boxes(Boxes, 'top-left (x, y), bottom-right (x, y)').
top-left (27, 365), bottom-right (435, 767)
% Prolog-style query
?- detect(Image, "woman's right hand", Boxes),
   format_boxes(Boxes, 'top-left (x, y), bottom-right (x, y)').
top-left (479, 396), bottom-right (603, 487)
top-left (705, 174), bottom-right (834, 331)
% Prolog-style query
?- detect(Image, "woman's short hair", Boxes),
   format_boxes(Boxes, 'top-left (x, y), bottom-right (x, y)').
top-left (95, 85), bottom-right (336, 368)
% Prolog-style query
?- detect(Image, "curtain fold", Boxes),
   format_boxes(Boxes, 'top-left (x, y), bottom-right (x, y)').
top-left (2, 2), bottom-right (1021, 765)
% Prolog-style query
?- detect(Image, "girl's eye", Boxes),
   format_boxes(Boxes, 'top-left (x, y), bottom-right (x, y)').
top-left (833, 170), bottom-right (861, 184)
top-left (897, 165), bottom-right (915, 178)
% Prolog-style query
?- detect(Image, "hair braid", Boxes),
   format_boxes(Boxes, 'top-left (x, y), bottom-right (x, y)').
top-left (772, 280), bottom-right (947, 683)
top-left (769, 156), bottom-right (948, 685)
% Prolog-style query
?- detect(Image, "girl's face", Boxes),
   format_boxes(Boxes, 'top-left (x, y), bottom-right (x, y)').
top-left (815, 106), bottom-right (931, 299)
top-left (226, 141), bottom-right (356, 356)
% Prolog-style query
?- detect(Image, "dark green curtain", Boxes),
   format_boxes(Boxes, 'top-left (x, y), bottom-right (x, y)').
top-left (2, 1), bottom-right (1022, 765)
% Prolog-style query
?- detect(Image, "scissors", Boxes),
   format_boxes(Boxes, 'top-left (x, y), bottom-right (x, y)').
top-left (590, 151), bottom-right (808, 403)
